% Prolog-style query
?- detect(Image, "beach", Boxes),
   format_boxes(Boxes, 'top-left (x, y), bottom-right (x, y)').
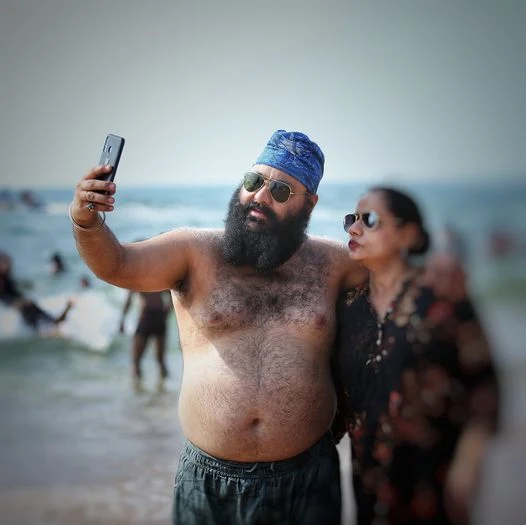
top-left (1, 299), bottom-right (525, 525)
top-left (1, 182), bottom-right (525, 524)
top-left (0, 347), bottom-right (184, 525)
top-left (1, 0), bottom-right (526, 517)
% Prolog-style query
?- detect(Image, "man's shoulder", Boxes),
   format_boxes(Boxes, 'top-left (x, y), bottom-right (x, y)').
top-left (306, 235), bottom-right (347, 254)
top-left (149, 228), bottom-right (223, 270)
top-left (305, 235), bottom-right (367, 288)
top-left (305, 235), bottom-right (350, 266)
top-left (163, 227), bottom-right (223, 245)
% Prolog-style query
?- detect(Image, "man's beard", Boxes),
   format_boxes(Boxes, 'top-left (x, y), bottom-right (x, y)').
top-left (220, 186), bottom-right (312, 272)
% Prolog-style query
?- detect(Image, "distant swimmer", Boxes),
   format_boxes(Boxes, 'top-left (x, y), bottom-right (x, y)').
top-left (50, 252), bottom-right (67, 275)
top-left (79, 275), bottom-right (91, 289)
top-left (0, 251), bottom-right (73, 333)
top-left (19, 190), bottom-right (42, 209)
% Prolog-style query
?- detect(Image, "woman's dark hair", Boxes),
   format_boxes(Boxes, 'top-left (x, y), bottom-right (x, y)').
top-left (369, 186), bottom-right (430, 255)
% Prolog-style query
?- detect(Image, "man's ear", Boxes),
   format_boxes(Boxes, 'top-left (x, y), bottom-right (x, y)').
top-left (308, 193), bottom-right (319, 211)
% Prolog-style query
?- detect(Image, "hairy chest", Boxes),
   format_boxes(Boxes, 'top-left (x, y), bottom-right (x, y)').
top-left (178, 253), bottom-right (336, 335)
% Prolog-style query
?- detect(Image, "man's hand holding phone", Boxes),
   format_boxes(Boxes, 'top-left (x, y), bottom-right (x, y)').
top-left (69, 134), bottom-right (124, 230)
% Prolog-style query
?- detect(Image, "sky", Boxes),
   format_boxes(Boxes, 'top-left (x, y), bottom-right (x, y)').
top-left (1, 0), bottom-right (525, 188)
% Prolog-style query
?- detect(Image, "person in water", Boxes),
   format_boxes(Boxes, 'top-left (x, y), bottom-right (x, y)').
top-left (49, 252), bottom-right (67, 275)
top-left (0, 251), bottom-right (73, 332)
top-left (120, 289), bottom-right (171, 385)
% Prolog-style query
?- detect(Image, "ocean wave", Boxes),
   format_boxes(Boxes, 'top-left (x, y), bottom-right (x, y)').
top-left (0, 291), bottom-right (124, 352)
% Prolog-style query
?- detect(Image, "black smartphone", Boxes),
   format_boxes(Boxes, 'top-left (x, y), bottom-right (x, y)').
top-left (97, 134), bottom-right (125, 184)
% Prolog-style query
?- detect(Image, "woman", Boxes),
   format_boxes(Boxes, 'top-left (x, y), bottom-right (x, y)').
top-left (333, 187), bottom-right (499, 525)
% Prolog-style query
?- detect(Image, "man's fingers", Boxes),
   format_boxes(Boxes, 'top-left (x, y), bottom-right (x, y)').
top-left (77, 174), bottom-right (116, 196)
top-left (84, 189), bottom-right (108, 205)
top-left (70, 166), bottom-right (117, 224)
top-left (84, 164), bottom-right (113, 180)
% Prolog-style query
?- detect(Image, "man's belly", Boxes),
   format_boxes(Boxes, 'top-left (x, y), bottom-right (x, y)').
top-left (177, 347), bottom-right (337, 462)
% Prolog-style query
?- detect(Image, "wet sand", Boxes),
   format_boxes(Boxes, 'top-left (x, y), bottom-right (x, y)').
top-left (1, 299), bottom-right (525, 525)
top-left (0, 380), bottom-right (183, 525)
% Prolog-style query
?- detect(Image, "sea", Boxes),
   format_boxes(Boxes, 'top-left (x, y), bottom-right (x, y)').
top-left (0, 180), bottom-right (525, 524)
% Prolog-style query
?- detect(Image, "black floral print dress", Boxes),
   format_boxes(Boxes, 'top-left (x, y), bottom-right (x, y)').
top-left (332, 273), bottom-right (500, 525)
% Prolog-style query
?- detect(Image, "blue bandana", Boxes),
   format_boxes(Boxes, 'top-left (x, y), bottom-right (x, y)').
top-left (254, 130), bottom-right (325, 194)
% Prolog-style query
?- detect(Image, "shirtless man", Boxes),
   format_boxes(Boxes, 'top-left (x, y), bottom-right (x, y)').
top-left (69, 130), bottom-right (367, 525)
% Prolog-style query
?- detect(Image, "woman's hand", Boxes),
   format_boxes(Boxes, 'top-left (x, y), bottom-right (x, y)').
top-left (444, 425), bottom-right (491, 524)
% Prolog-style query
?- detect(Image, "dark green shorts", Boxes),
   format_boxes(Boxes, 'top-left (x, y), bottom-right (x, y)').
top-left (172, 432), bottom-right (341, 525)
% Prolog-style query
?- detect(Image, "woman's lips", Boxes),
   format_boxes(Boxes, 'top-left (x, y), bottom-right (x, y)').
top-left (348, 240), bottom-right (361, 250)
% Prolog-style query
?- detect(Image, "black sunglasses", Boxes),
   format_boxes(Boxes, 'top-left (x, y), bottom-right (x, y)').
top-left (243, 171), bottom-right (309, 204)
top-left (343, 211), bottom-right (382, 232)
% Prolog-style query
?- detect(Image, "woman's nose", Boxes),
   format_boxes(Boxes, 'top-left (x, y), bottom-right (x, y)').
top-left (348, 220), bottom-right (362, 236)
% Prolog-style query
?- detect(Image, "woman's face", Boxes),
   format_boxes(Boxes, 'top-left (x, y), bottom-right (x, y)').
top-left (344, 190), bottom-right (412, 266)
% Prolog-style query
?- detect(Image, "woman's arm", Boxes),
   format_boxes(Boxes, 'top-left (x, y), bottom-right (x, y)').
top-left (444, 298), bottom-right (500, 524)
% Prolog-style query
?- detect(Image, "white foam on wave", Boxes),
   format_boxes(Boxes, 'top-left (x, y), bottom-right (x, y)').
top-left (42, 200), bottom-right (224, 228)
top-left (116, 202), bottom-right (223, 225)
top-left (0, 290), bottom-right (123, 352)
top-left (0, 304), bottom-right (33, 339)
top-left (44, 202), bottom-right (69, 216)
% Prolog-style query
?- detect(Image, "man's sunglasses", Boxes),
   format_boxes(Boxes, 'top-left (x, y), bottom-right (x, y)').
top-left (343, 211), bottom-right (382, 232)
top-left (243, 171), bottom-right (310, 204)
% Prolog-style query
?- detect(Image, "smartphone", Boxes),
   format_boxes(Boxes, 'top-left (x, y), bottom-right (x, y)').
top-left (97, 134), bottom-right (125, 184)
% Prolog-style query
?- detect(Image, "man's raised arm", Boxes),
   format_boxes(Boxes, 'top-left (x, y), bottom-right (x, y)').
top-left (69, 164), bottom-right (190, 292)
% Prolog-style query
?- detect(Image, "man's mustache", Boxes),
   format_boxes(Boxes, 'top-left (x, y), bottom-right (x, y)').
top-left (245, 202), bottom-right (278, 223)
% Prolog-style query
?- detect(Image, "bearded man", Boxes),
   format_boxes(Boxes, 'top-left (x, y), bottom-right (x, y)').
top-left (69, 130), bottom-right (367, 525)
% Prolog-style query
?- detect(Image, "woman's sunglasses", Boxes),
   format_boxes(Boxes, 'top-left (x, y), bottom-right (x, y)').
top-left (243, 171), bottom-right (309, 204)
top-left (343, 211), bottom-right (382, 232)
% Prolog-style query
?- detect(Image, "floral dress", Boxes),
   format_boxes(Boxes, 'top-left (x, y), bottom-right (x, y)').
top-left (332, 274), bottom-right (500, 525)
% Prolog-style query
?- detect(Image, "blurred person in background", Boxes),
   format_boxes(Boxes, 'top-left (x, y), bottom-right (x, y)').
top-left (435, 224), bottom-right (468, 264)
top-left (79, 275), bottom-right (91, 289)
top-left (333, 187), bottom-right (500, 525)
top-left (0, 250), bottom-right (73, 332)
top-left (49, 251), bottom-right (67, 275)
top-left (120, 289), bottom-right (171, 388)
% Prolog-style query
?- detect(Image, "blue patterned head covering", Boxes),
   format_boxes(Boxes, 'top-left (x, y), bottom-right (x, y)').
top-left (253, 130), bottom-right (325, 194)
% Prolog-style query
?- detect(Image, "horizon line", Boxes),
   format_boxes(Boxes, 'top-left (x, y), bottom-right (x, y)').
top-left (1, 173), bottom-right (525, 191)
